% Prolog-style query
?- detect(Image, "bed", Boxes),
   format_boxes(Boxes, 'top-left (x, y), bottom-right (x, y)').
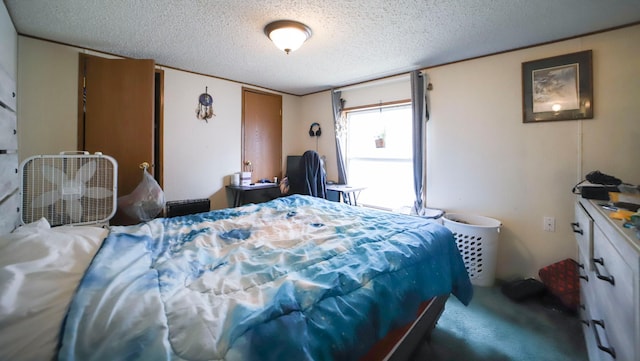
top-left (0, 194), bottom-right (472, 361)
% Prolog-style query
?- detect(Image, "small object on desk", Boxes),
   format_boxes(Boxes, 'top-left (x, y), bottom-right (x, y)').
top-left (609, 209), bottom-right (634, 221)
top-left (613, 201), bottom-right (640, 212)
top-left (241, 172), bottom-right (252, 186)
top-left (231, 173), bottom-right (240, 186)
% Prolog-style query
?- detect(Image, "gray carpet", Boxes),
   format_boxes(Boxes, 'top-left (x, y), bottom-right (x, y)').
top-left (411, 285), bottom-right (588, 361)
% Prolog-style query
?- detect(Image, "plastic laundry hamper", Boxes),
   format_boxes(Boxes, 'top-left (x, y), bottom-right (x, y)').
top-left (443, 213), bottom-right (501, 286)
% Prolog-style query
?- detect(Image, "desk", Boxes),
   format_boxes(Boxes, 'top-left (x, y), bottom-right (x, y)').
top-left (326, 184), bottom-right (366, 206)
top-left (226, 184), bottom-right (281, 207)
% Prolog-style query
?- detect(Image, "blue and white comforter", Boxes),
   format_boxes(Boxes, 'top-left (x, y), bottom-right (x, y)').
top-left (59, 195), bottom-right (472, 361)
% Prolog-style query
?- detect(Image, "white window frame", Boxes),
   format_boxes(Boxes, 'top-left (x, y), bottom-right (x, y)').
top-left (344, 101), bottom-right (413, 211)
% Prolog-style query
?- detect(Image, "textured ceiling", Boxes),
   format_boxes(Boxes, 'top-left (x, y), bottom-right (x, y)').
top-left (5, 0), bottom-right (640, 95)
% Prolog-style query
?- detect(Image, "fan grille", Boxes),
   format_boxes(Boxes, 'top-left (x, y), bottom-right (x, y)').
top-left (20, 154), bottom-right (117, 226)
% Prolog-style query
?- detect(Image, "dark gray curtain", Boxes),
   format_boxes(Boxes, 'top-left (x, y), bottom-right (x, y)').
top-left (411, 71), bottom-right (429, 214)
top-left (331, 90), bottom-right (348, 184)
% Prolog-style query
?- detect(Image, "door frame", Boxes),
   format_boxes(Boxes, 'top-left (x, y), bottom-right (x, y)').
top-left (154, 69), bottom-right (164, 187)
top-left (241, 87), bottom-right (283, 180)
top-left (76, 54), bottom-right (164, 188)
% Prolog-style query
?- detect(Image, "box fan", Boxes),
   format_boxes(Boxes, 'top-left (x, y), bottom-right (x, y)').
top-left (19, 152), bottom-right (118, 226)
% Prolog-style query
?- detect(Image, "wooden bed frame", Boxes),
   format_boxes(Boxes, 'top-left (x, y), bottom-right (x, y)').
top-left (370, 295), bottom-right (447, 361)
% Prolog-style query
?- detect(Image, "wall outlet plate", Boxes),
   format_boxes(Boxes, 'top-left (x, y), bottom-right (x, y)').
top-left (543, 216), bottom-right (556, 232)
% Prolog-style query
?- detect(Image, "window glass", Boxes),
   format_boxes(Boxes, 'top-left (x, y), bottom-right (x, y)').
top-left (346, 104), bottom-right (413, 210)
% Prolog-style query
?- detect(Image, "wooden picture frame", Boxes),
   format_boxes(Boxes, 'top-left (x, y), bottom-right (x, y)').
top-left (522, 50), bottom-right (593, 123)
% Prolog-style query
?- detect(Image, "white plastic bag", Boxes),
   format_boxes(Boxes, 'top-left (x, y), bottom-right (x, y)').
top-left (118, 169), bottom-right (165, 222)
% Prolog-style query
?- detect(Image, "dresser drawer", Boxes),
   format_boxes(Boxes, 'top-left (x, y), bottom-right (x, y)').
top-left (576, 198), bottom-right (640, 361)
top-left (573, 202), bottom-right (593, 260)
top-left (577, 249), bottom-right (594, 306)
top-left (580, 288), bottom-right (606, 361)
top-left (578, 252), bottom-right (604, 361)
top-left (591, 224), bottom-right (635, 361)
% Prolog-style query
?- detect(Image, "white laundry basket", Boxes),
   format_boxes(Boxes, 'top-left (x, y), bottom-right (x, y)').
top-left (443, 213), bottom-right (501, 286)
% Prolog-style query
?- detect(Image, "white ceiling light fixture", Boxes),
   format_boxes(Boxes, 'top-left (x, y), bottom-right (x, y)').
top-left (264, 20), bottom-right (312, 55)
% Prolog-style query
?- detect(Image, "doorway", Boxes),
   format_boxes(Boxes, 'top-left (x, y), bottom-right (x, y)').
top-left (241, 88), bottom-right (282, 182)
top-left (78, 54), bottom-right (163, 224)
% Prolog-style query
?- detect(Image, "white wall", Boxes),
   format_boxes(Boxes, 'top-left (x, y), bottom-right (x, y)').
top-left (426, 45), bottom-right (583, 280)
top-left (161, 68), bottom-right (242, 208)
top-left (339, 74), bottom-right (411, 107)
top-left (16, 37), bottom-right (300, 210)
top-left (294, 75), bottom-right (412, 182)
top-left (294, 92), bottom-right (336, 179)
top-left (580, 28), bottom-right (640, 183)
top-left (300, 25), bottom-right (640, 280)
top-left (17, 38), bottom-right (79, 158)
top-left (427, 25), bottom-right (640, 280)
top-left (281, 91), bottom-right (303, 173)
top-left (17, 40), bottom-right (124, 160)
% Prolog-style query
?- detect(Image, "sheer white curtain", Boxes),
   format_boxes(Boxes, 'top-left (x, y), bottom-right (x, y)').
top-left (331, 90), bottom-right (348, 184)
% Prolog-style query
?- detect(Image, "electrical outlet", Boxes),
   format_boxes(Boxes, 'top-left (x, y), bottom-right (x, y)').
top-left (543, 216), bottom-right (556, 232)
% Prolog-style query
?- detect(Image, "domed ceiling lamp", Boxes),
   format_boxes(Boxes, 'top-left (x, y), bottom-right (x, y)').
top-left (264, 20), bottom-right (312, 54)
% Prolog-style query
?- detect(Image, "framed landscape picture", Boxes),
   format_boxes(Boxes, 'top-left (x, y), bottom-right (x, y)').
top-left (522, 50), bottom-right (593, 123)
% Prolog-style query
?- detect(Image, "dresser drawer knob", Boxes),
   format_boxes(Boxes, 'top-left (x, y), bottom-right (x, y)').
top-left (579, 274), bottom-right (589, 282)
top-left (571, 222), bottom-right (583, 235)
top-left (593, 258), bottom-right (615, 285)
top-left (578, 264), bottom-right (588, 281)
top-left (592, 320), bottom-right (616, 358)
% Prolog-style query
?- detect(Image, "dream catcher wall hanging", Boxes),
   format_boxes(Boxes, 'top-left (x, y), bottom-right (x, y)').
top-left (196, 87), bottom-right (215, 122)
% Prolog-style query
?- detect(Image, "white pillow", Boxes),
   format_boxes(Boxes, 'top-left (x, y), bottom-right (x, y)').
top-left (0, 218), bottom-right (108, 361)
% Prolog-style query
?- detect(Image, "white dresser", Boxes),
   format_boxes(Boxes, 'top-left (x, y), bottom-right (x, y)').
top-left (573, 198), bottom-right (639, 361)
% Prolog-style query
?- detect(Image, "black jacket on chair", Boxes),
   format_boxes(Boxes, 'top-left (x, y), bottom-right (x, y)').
top-left (289, 150), bottom-right (326, 198)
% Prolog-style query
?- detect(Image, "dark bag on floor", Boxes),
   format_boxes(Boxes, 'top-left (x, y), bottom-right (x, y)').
top-left (501, 278), bottom-right (546, 302)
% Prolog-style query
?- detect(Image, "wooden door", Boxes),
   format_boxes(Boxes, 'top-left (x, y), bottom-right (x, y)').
top-left (78, 54), bottom-right (156, 224)
top-left (242, 88), bottom-right (282, 181)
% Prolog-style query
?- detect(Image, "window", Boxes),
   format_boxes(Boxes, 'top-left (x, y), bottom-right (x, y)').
top-left (346, 103), bottom-right (413, 210)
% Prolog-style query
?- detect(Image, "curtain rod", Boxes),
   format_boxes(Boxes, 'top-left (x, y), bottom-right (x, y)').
top-left (333, 71), bottom-right (424, 93)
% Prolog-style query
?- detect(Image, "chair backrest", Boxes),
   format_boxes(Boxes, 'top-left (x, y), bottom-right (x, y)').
top-left (286, 155), bottom-right (304, 195)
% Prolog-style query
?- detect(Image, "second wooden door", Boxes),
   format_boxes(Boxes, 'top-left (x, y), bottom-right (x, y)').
top-left (78, 54), bottom-right (156, 224)
top-left (242, 88), bottom-right (282, 182)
